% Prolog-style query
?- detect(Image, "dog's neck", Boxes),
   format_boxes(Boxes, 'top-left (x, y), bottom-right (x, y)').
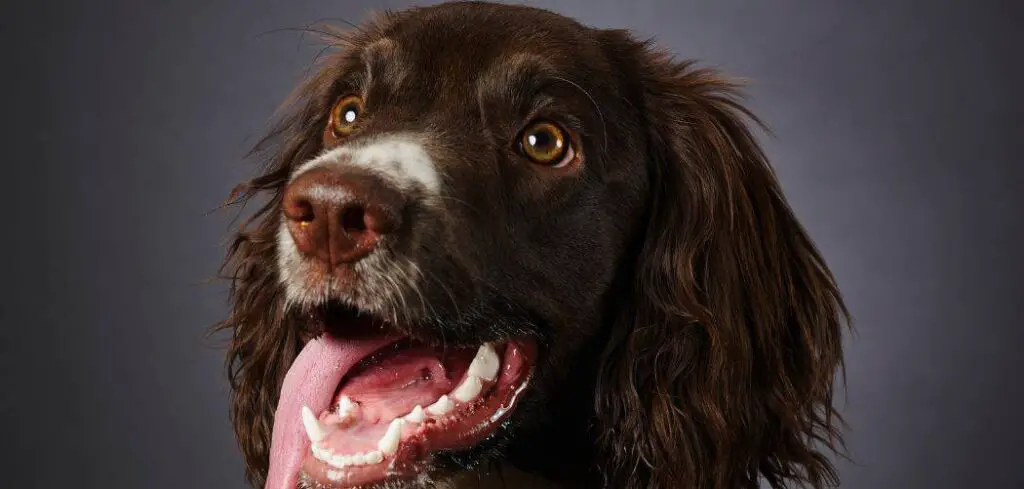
top-left (443, 462), bottom-right (565, 489)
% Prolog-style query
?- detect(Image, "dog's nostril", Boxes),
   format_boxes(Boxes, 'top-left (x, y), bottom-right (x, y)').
top-left (284, 197), bottom-right (316, 224)
top-left (282, 166), bottom-right (405, 265)
top-left (295, 200), bottom-right (315, 223)
top-left (362, 207), bottom-right (394, 234)
top-left (340, 206), bottom-right (367, 233)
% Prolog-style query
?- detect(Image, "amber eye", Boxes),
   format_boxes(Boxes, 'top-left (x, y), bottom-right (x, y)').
top-left (329, 95), bottom-right (364, 137)
top-left (518, 121), bottom-right (573, 167)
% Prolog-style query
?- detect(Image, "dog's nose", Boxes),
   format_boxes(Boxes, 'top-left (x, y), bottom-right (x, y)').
top-left (282, 167), bottom-right (404, 265)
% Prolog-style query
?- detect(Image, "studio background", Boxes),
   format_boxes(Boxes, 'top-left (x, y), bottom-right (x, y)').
top-left (2, 0), bottom-right (1021, 488)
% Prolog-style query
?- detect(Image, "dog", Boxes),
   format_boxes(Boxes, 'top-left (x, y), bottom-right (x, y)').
top-left (216, 2), bottom-right (849, 488)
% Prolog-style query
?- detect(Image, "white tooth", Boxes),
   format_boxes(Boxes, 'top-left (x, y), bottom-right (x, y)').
top-left (301, 406), bottom-right (328, 443)
top-left (453, 375), bottom-right (484, 402)
top-left (326, 470), bottom-right (344, 482)
top-left (467, 343), bottom-right (501, 381)
top-left (331, 453), bottom-right (351, 468)
top-left (365, 450), bottom-right (384, 464)
top-left (405, 405), bottom-right (426, 423)
top-left (337, 396), bottom-right (357, 418)
top-left (426, 395), bottom-right (455, 416)
top-left (377, 418), bottom-right (404, 456)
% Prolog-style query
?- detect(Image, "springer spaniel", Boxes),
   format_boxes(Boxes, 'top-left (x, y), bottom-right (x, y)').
top-left (216, 2), bottom-right (849, 489)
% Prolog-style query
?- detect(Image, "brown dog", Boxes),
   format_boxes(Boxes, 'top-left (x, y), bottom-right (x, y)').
top-left (216, 2), bottom-right (849, 488)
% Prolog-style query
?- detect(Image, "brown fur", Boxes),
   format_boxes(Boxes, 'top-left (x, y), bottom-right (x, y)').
top-left (214, 3), bottom-right (849, 489)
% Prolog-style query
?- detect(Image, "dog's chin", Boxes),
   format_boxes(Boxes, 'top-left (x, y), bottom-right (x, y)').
top-left (268, 301), bottom-right (539, 489)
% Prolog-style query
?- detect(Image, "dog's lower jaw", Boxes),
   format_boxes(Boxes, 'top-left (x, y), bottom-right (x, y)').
top-left (298, 461), bottom-right (565, 489)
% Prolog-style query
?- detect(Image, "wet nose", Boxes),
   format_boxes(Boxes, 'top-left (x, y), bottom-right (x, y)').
top-left (282, 167), bottom-right (405, 265)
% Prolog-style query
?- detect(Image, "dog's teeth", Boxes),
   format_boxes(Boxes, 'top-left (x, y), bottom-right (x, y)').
top-left (337, 395), bottom-right (358, 418)
top-left (405, 405), bottom-right (426, 423)
top-left (318, 448), bottom-right (386, 469)
top-left (377, 418), bottom-right (404, 456)
top-left (301, 406), bottom-right (329, 442)
top-left (365, 450), bottom-right (384, 464)
top-left (331, 453), bottom-right (351, 468)
top-left (426, 395), bottom-right (455, 416)
top-left (467, 343), bottom-right (501, 381)
top-left (326, 470), bottom-right (345, 482)
top-left (452, 375), bottom-right (484, 402)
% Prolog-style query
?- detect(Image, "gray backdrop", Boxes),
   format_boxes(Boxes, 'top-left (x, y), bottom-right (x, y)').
top-left (2, 0), bottom-right (1021, 488)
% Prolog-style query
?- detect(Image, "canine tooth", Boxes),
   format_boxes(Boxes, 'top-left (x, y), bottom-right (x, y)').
top-left (405, 405), bottom-right (426, 423)
top-left (365, 450), bottom-right (384, 464)
top-left (337, 395), bottom-right (357, 418)
top-left (467, 343), bottom-right (501, 381)
top-left (453, 375), bottom-right (484, 402)
top-left (301, 406), bottom-right (328, 443)
top-left (377, 418), bottom-right (404, 456)
top-left (426, 395), bottom-right (455, 415)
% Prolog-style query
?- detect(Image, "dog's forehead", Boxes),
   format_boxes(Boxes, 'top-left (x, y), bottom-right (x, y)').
top-left (368, 4), bottom-right (598, 83)
top-left (383, 2), bottom-right (589, 47)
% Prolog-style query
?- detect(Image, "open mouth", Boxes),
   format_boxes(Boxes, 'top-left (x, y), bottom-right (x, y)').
top-left (265, 307), bottom-right (536, 489)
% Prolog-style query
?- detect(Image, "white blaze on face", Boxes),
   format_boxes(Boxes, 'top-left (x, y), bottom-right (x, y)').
top-left (276, 134), bottom-right (441, 309)
top-left (290, 134), bottom-right (441, 194)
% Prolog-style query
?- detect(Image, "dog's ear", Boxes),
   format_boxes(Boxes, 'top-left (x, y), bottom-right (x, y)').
top-left (213, 45), bottom-right (348, 486)
top-left (594, 32), bottom-right (849, 489)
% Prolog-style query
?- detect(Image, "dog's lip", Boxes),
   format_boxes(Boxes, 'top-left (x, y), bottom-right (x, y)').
top-left (311, 301), bottom-right (523, 350)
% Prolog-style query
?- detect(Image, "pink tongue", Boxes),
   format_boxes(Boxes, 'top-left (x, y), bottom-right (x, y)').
top-left (264, 334), bottom-right (398, 489)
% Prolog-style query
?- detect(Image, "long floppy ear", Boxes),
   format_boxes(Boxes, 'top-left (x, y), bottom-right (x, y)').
top-left (213, 40), bottom-right (352, 486)
top-left (594, 34), bottom-right (849, 489)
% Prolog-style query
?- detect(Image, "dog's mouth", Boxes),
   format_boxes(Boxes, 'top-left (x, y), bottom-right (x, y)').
top-left (265, 306), bottom-right (536, 489)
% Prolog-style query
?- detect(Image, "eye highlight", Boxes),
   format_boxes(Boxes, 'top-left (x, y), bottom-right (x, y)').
top-left (518, 120), bottom-right (575, 168)
top-left (329, 95), bottom-right (364, 137)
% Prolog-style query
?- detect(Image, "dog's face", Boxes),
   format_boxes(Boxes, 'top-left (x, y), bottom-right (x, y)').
top-left (280, 1), bottom-right (647, 368)
top-left (268, 5), bottom-right (648, 487)
top-left (220, 3), bottom-right (848, 489)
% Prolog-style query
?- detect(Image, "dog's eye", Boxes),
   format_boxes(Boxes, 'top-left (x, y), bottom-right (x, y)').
top-left (518, 121), bottom-right (574, 168)
top-left (329, 95), bottom-right (364, 137)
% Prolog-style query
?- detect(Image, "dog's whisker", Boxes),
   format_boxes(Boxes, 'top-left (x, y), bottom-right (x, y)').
top-left (405, 261), bottom-right (442, 322)
top-left (421, 265), bottom-right (463, 327)
top-left (381, 272), bottom-right (411, 326)
top-left (431, 193), bottom-right (482, 217)
top-left (393, 260), bottom-right (430, 322)
top-left (551, 75), bottom-right (609, 156)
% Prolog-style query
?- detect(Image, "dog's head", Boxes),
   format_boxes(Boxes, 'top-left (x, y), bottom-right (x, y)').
top-left (218, 2), bottom-right (848, 489)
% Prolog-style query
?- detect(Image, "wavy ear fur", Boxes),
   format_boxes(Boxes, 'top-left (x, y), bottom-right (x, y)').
top-left (213, 35), bottom-right (357, 486)
top-left (595, 34), bottom-right (849, 489)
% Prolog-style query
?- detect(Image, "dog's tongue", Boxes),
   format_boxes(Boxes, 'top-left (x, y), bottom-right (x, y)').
top-left (265, 334), bottom-right (397, 489)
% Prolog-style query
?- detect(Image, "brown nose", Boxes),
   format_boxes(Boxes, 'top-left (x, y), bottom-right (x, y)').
top-left (282, 167), bottom-right (405, 266)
